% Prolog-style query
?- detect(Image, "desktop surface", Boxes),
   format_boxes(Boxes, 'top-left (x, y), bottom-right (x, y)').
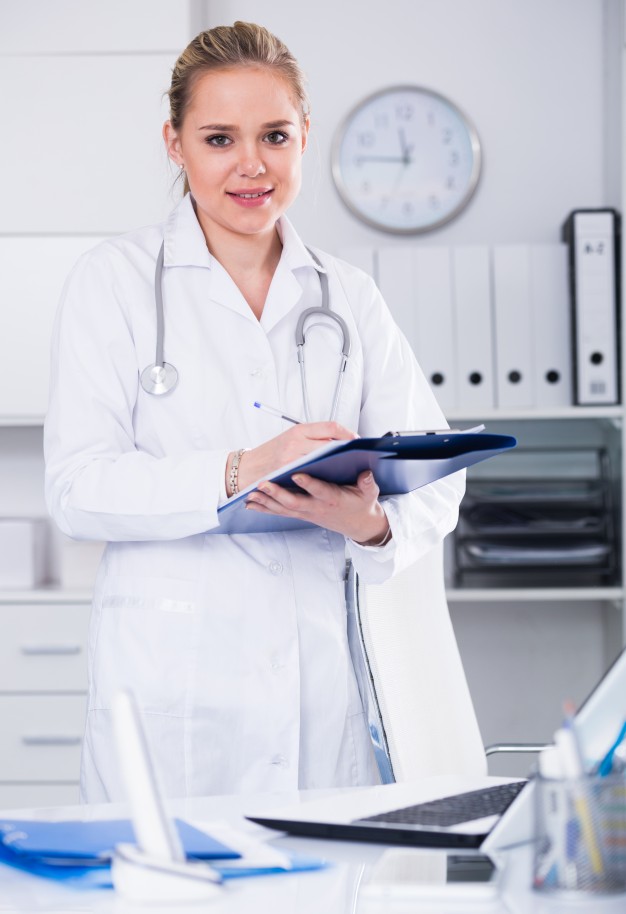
top-left (0, 782), bottom-right (624, 914)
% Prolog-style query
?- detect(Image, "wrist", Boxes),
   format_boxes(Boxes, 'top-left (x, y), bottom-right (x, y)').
top-left (354, 510), bottom-right (392, 548)
top-left (225, 448), bottom-right (248, 497)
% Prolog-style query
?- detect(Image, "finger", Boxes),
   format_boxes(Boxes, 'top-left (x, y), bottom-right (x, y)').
top-left (291, 473), bottom-right (341, 502)
top-left (250, 482), bottom-right (311, 515)
top-left (356, 470), bottom-right (380, 500)
top-left (300, 421), bottom-right (358, 442)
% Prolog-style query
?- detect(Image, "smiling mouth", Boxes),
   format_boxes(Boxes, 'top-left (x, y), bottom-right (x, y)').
top-left (228, 189), bottom-right (273, 199)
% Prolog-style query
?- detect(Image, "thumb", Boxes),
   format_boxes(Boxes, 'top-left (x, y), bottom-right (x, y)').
top-left (357, 470), bottom-right (379, 496)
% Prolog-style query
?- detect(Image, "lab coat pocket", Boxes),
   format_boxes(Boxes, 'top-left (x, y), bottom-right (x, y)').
top-left (91, 575), bottom-right (199, 716)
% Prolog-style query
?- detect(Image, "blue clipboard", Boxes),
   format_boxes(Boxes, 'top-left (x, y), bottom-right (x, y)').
top-left (214, 430), bottom-right (517, 534)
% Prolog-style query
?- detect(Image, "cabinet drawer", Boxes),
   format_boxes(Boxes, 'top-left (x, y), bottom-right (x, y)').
top-left (0, 603), bottom-right (89, 691)
top-left (0, 695), bottom-right (86, 781)
top-left (0, 782), bottom-right (80, 811)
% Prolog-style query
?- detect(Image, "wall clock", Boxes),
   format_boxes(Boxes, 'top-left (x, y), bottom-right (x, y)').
top-left (331, 85), bottom-right (482, 234)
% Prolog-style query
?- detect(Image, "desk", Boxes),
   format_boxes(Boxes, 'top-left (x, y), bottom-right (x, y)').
top-left (0, 786), bottom-right (624, 914)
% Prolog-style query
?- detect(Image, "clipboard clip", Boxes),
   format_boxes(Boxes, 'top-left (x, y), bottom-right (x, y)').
top-left (382, 424), bottom-right (486, 437)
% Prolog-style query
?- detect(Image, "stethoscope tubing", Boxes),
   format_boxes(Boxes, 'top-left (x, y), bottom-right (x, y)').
top-left (142, 242), bottom-right (351, 421)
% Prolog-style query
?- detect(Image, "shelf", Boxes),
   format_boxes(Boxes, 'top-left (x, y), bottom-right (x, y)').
top-left (446, 587), bottom-right (624, 603)
top-left (0, 417), bottom-right (45, 427)
top-left (448, 406), bottom-right (624, 423)
top-left (0, 589), bottom-right (92, 605)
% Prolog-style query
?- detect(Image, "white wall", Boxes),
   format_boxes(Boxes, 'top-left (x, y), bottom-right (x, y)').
top-left (201, 0), bottom-right (615, 250)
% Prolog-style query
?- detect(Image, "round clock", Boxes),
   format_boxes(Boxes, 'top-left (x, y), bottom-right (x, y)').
top-left (331, 85), bottom-right (482, 234)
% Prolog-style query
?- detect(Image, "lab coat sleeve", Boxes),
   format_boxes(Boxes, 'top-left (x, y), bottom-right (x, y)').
top-left (44, 248), bottom-right (228, 541)
top-left (341, 270), bottom-right (465, 584)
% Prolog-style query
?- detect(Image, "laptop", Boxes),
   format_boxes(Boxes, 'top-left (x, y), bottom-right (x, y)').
top-left (247, 647), bottom-right (626, 853)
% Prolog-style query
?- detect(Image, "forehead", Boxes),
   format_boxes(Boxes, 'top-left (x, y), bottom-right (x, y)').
top-left (184, 66), bottom-right (300, 123)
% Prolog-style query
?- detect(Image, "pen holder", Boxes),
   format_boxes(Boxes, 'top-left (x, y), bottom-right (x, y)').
top-left (533, 771), bottom-right (626, 895)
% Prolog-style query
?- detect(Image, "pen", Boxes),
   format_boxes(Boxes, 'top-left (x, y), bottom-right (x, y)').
top-left (555, 721), bottom-right (604, 875)
top-left (597, 720), bottom-right (626, 777)
top-left (253, 402), bottom-right (302, 425)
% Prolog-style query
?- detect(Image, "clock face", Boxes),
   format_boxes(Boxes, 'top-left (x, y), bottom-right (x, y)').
top-left (331, 86), bottom-right (481, 234)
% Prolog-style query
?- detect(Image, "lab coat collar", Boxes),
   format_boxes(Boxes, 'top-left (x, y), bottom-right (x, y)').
top-left (161, 196), bottom-right (325, 328)
top-left (163, 194), bottom-right (212, 268)
top-left (163, 196), bottom-right (326, 277)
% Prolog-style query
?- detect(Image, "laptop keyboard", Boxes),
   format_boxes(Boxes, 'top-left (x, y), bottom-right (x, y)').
top-left (356, 780), bottom-right (527, 828)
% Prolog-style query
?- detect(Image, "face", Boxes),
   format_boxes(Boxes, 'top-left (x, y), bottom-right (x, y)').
top-left (164, 66), bottom-right (309, 245)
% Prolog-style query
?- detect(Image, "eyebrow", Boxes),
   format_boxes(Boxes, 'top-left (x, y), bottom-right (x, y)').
top-left (197, 120), bottom-right (296, 132)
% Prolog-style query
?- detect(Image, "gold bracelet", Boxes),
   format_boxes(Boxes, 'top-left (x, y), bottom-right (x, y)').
top-left (228, 448), bottom-right (248, 496)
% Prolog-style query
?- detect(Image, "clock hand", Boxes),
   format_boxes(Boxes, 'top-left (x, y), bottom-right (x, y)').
top-left (356, 155), bottom-right (408, 165)
top-left (398, 127), bottom-right (412, 165)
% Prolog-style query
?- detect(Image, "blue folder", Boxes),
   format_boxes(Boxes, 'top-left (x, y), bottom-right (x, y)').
top-left (215, 430), bottom-right (517, 534)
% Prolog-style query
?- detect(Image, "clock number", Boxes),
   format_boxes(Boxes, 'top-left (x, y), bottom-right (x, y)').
top-left (442, 128), bottom-right (453, 145)
top-left (449, 150), bottom-right (460, 166)
top-left (357, 131), bottom-right (375, 147)
top-left (446, 175), bottom-right (456, 190)
top-left (429, 195), bottom-right (440, 209)
top-left (396, 104), bottom-right (414, 121)
top-left (402, 201), bottom-right (414, 215)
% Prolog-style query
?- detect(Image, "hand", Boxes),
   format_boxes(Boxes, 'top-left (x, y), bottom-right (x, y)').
top-left (245, 469), bottom-right (390, 545)
top-left (235, 421), bottom-right (357, 493)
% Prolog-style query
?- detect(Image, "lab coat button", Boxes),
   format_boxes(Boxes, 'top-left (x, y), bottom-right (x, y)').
top-left (269, 754), bottom-right (289, 769)
top-left (270, 657), bottom-right (285, 672)
top-left (268, 560), bottom-right (283, 575)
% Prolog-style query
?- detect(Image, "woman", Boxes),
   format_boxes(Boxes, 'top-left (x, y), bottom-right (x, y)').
top-left (44, 21), bottom-right (464, 803)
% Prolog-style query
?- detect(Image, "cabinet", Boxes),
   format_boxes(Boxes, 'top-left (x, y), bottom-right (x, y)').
top-left (0, 594), bottom-right (90, 808)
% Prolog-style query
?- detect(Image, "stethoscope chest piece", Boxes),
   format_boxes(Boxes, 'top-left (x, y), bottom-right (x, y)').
top-left (140, 362), bottom-right (178, 396)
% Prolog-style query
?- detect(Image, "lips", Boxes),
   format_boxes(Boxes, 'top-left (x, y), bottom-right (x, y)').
top-left (226, 188), bottom-right (274, 208)
top-left (227, 189), bottom-right (273, 199)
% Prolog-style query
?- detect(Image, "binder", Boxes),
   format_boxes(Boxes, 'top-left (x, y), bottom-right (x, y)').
top-left (562, 209), bottom-right (621, 405)
top-left (215, 430), bottom-right (517, 534)
top-left (452, 246), bottom-right (496, 411)
top-left (492, 245), bottom-right (534, 409)
top-left (414, 247), bottom-right (457, 412)
top-left (376, 247), bottom-right (416, 351)
top-left (529, 243), bottom-right (572, 407)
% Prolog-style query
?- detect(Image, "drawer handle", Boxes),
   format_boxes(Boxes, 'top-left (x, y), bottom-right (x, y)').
top-left (21, 736), bottom-right (82, 747)
top-left (20, 645), bottom-right (82, 656)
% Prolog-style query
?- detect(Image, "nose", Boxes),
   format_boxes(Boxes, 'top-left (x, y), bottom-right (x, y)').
top-left (236, 145), bottom-right (266, 178)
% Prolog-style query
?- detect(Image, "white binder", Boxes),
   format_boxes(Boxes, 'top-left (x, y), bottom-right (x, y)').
top-left (376, 247), bottom-right (416, 350)
top-left (563, 210), bottom-right (620, 405)
top-left (492, 245), bottom-right (534, 409)
top-left (414, 247), bottom-right (457, 411)
top-left (452, 246), bottom-right (495, 411)
top-left (530, 243), bottom-right (572, 407)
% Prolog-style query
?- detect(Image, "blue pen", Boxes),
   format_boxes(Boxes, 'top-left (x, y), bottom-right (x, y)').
top-left (253, 402), bottom-right (302, 425)
top-left (598, 720), bottom-right (626, 777)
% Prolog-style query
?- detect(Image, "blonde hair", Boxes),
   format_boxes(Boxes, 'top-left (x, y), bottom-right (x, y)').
top-left (168, 21), bottom-right (310, 194)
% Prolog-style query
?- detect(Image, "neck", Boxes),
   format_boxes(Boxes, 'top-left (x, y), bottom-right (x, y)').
top-left (197, 215), bottom-right (283, 279)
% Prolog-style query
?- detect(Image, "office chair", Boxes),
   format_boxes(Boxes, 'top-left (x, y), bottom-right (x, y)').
top-left (355, 542), bottom-right (546, 783)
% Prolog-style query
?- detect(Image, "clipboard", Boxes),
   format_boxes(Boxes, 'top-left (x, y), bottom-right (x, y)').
top-left (214, 429), bottom-right (517, 534)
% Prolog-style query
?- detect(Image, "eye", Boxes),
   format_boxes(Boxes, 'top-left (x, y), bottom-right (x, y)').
top-left (265, 131), bottom-right (289, 145)
top-left (205, 134), bottom-right (232, 147)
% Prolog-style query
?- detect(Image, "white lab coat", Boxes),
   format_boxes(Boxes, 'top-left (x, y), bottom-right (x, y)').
top-left (44, 194), bottom-right (464, 803)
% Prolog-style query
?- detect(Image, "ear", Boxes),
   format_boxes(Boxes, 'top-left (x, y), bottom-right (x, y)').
top-left (163, 121), bottom-right (183, 167)
top-left (301, 116), bottom-right (310, 155)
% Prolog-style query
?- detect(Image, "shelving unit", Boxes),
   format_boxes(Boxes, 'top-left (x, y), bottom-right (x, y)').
top-left (445, 410), bottom-right (625, 645)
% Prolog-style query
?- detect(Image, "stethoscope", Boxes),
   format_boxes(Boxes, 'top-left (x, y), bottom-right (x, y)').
top-left (140, 242), bottom-right (352, 422)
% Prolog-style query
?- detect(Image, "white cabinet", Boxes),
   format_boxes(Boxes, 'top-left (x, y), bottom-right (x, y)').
top-left (0, 596), bottom-right (90, 809)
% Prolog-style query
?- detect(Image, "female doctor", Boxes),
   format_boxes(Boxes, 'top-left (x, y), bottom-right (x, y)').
top-left (44, 21), bottom-right (464, 804)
